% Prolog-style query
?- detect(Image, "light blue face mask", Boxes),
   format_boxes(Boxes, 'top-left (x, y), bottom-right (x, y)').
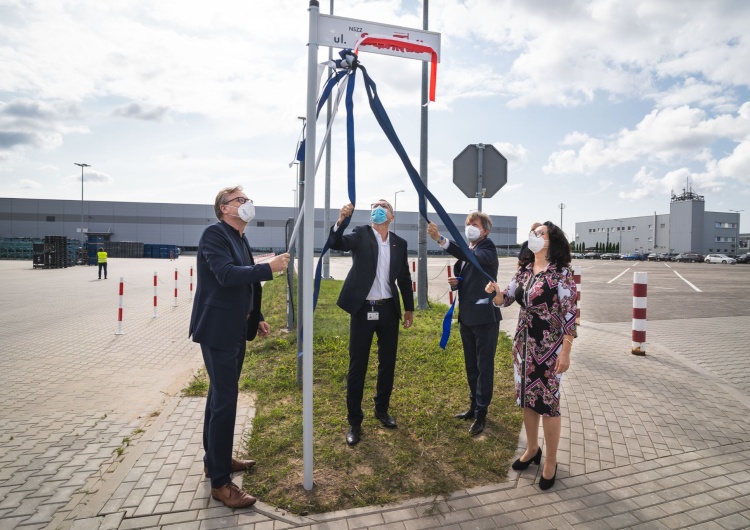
top-left (371, 206), bottom-right (388, 225)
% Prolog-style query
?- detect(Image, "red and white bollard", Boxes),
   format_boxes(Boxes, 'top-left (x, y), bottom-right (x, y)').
top-left (573, 267), bottom-right (581, 324)
top-left (447, 264), bottom-right (454, 304)
top-left (189, 266), bottom-right (194, 300)
top-left (173, 268), bottom-right (178, 307)
top-left (411, 260), bottom-right (417, 293)
top-left (115, 277), bottom-right (125, 335)
top-left (632, 272), bottom-right (647, 355)
top-left (153, 271), bottom-right (158, 318)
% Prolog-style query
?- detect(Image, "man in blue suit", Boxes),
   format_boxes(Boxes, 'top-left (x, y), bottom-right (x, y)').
top-left (428, 212), bottom-right (500, 436)
top-left (329, 200), bottom-right (414, 446)
top-left (189, 186), bottom-right (289, 508)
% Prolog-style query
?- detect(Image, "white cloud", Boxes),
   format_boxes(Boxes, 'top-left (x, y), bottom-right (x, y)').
top-left (493, 142), bottom-right (527, 164)
top-left (0, 99), bottom-right (86, 152)
top-left (431, 0), bottom-right (750, 108)
top-left (18, 178), bottom-right (41, 189)
top-left (112, 103), bottom-right (169, 122)
top-left (66, 169), bottom-right (113, 185)
top-left (544, 104), bottom-right (750, 175)
top-left (717, 141), bottom-right (750, 184)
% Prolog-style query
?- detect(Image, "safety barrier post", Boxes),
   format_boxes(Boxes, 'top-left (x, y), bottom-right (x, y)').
top-left (189, 266), bottom-right (194, 300)
top-left (115, 277), bottom-right (125, 335)
top-left (447, 264), bottom-right (454, 304)
top-left (173, 268), bottom-right (178, 307)
top-left (412, 260), bottom-right (416, 293)
top-left (153, 271), bottom-right (158, 318)
top-left (573, 267), bottom-right (581, 324)
top-left (632, 272), bottom-right (647, 355)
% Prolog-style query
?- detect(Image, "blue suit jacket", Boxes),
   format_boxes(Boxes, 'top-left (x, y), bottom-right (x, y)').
top-left (189, 221), bottom-right (273, 350)
top-left (328, 224), bottom-right (414, 317)
top-left (447, 237), bottom-right (501, 326)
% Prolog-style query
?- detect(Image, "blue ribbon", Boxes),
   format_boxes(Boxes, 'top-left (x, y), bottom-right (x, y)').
top-left (312, 65), bottom-right (358, 308)
top-left (440, 295), bottom-right (456, 349)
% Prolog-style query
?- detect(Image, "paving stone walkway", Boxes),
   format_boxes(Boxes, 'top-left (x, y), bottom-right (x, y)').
top-left (1, 258), bottom-right (749, 529)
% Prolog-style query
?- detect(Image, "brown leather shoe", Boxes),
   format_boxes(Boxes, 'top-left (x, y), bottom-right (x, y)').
top-left (204, 457), bottom-right (256, 477)
top-left (231, 457), bottom-right (256, 472)
top-left (210, 481), bottom-right (256, 509)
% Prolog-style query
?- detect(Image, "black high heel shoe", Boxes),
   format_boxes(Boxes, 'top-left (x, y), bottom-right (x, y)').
top-left (511, 447), bottom-right (542, 471)
top-left (539, 464), bottom-right (558, 490)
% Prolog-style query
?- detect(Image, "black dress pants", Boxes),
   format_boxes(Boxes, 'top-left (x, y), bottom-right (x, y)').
top-left (200, 339), bottom-right (245, 489)
top-left (347, 301), bottom-right (399, 426)
top-left (459, 321), bottom-right (499, 417)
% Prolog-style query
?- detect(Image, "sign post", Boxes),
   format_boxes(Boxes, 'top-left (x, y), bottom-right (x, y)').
top-left (302, 0), bottom-right (441, 491)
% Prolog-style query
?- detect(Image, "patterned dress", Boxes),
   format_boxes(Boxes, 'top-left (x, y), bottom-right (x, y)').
top-left (499, 263), bottom-right (578, 417)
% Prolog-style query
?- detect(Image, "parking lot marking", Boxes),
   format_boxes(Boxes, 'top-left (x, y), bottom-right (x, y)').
top-left (664, 263), bottom-right (672, 268)
top-left (607, 268), bottom-right (632, 284)
top-left (673, 270), bottom-right (702, 292)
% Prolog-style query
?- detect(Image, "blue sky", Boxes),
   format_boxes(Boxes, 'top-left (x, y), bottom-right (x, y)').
top-left (1, 0), bottom-right (749, 240)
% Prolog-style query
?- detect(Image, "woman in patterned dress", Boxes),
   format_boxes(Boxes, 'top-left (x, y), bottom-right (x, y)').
top-left (485, 221), bottom-right (578, 490)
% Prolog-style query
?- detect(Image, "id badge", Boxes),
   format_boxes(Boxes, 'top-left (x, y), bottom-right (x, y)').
top-left (367, 311), bottom-right (380, 320)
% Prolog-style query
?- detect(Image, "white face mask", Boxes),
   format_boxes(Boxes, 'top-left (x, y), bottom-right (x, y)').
top-left (237, 202), bottom-right (256, 222)
top-left (528, 232), bottom-right (547, 254)
top-left (465, 225), bottom-right (481, 242)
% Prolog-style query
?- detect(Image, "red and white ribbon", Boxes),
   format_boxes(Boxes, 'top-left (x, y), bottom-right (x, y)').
top-left (354, 34), bottom-right (438, 102)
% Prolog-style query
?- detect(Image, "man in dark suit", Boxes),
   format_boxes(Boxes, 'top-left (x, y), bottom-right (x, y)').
top-left (428, 212), bottom-right (500, 436)
top-left (189, 186), bottom-right (289, 508)
top-left (329, 200), bottom-right (414, 446)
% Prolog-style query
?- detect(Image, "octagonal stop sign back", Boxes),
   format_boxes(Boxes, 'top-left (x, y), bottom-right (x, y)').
top-left (453, 144), bottom-right (508, 199)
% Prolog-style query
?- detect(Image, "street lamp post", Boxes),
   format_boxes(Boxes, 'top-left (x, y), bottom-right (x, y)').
top-left (729, 209), bottom-right (744, 256)
top-left (558, 203), bottom-right (565, 233)
top-left (393, 189), bottom-right (405, 236)
top-left (74, 163), bottom-right (90, 242)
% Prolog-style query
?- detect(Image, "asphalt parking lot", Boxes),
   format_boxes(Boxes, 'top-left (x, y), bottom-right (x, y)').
top-left (571, 258), bottom-right (750, 323)
top-left (2, 256), bottom-right (750, 529)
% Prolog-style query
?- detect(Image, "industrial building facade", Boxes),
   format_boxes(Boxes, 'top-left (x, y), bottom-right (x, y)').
top-left (0, 197), bottom-right (518, 254)
top-left (574, 190), bottom-right (746, 256)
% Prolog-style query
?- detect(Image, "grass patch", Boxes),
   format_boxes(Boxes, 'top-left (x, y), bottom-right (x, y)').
top-left (182, 368), bottom-right (209, 397)
top-left (237, 271), bottom-right (521, 514)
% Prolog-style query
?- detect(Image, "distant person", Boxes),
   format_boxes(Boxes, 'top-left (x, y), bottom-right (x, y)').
top-left (427, 212), bottom-right (500, 436)
top-left (97, 248), bottom-right (107, 279)
top-left (189, 185), bottom-right (290, 508)
top-left (513, 225), bottom-right (541, 279)
top-left (329, 200), bottom-right (414, 446)
top-left (485, 221), bottom-right (578, 491)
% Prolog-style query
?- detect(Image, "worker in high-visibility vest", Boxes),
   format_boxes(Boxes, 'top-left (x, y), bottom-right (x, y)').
top-left (97, 248), bottom-right (108, 280)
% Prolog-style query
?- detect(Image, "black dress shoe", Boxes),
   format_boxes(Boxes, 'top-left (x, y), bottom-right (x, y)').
top-left (512, 447), bottom-right (542, 471)
top-left (539, 464), bottom-right (558, 490)
top-left (468, 416), bottom-right (485, 436)
top-left (374, 410), bottom-right (397, 429)
top-left (346, 426), bottom-right (361, 446)
top-left (454, 409), bottom-right (475, 420)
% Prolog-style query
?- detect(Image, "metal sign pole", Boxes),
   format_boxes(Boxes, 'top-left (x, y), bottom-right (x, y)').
top-left (303, 0), bottom-right (319, 492)
top-left (476, 143), bottom-right (484, 212)
top-left (417, 0), bottom-right (429, 310)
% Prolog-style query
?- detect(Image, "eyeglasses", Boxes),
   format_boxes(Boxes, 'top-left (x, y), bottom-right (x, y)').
top-left (531, 229), bottom-right (548, 237)
top-left (370, 202), bottom-right (392, 212)
top-left (224, 197), bottom-right (252, 205)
